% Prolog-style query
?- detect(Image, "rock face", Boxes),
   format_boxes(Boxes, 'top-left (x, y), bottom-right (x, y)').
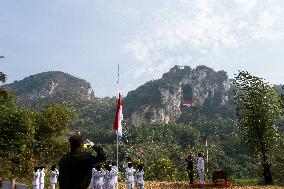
top-left (2, 71), bottom-right (95, 107)
top-left (124, 65), bottom-right (231, 126)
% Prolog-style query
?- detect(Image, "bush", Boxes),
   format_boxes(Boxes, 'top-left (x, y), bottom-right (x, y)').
top-left (146, 158), bottom-right (177, 181)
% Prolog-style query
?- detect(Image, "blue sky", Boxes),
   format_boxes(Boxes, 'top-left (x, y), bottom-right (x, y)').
top-left (1, 0), bottom-right (284, 97)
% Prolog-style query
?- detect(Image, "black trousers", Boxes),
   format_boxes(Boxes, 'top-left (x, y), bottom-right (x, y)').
top-left (188, 170), bottom-right (193, 184)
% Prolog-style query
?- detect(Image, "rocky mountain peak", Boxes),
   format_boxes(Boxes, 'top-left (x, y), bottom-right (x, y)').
top-left (2, 71), bottom-right (95, 107)
top-left (124, 65), bottom-right (232, 126)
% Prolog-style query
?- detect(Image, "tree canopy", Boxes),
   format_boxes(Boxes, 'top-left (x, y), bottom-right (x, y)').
top-left (233, 71), bottom-right (283, 184)
top-left (0, 90), bottom-right (76, 181)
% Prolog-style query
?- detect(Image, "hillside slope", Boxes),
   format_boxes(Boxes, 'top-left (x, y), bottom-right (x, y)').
top-left (3, 71), bottom-right (95, 108)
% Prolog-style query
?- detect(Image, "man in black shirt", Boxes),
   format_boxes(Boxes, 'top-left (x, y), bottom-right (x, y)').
top-left (186, 155), bottom-right (194, 184)
top-left (58, 135), bottom-right (106, 189)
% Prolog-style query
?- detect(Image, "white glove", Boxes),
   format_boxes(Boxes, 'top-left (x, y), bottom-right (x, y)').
top-left (86, 139), bottom-right (94, 147)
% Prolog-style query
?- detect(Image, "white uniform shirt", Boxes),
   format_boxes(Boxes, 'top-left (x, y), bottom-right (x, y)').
top-left (125, 167), bottom-right (136, 183)
top-left (39, 169), bottom-right (45, 184)
top-left (197, 157), bottom-right (204, 170)
top-left (111, 166), bottom-right (118, 185)
top-left (93, 168), bottom-right (105, 187)
top-left (33, 170), bottom-right (40, 185)
top-left (136, 170), bottom-right (144, 184)
top-left (50, 168), bottom-right (59, 184)
top-left (108, 168), bottom-right (119, 187)
top-left (103, 170), bottom-right (110, 188)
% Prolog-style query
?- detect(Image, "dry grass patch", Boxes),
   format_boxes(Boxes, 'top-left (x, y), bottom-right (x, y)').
top-left (117, 181), bottom-right (284, 189)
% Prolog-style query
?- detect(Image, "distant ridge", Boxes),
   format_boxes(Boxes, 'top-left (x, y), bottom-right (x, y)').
top-left (2, 71), bottom-right (95, 107)
top-left (1, 66), bottom-right (282, 127)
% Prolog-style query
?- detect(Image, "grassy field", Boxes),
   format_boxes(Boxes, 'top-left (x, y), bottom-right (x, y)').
top-left (116, 181), bottom-right (284, 189)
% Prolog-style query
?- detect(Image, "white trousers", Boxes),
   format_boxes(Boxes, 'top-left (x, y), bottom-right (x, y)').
top-left (93, 185), bottom-right (103, 189)
top-left (39, 183), bottom-right (44, 189)
top-left (50, 183), bottom-right (55, 189)
top-left (198, 169), bottom-right (205, 184)
top-left (137, 183), bottom-right (144, 189)
top-left (103, 183), bottom-right (108, 189)
top-left (33, 185), bottom-right (39, 189)
top-left (126, 182), bottom-right (134, 189)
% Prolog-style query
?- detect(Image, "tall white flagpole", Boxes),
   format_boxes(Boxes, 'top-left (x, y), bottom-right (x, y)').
top-left (206, 137), bottom-right (208, 174)
top-left (116, 64), bottom-right (120, 188)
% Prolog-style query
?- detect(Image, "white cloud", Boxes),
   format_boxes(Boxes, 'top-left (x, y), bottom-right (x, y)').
top-left (252, 10), bottom-right (283, 41)
top-left (123, 0), bottom-right (284, 82)
top-left (235, 0), bottom-right (257, 13)
top-left (125, 40), bottom-right (150, 63)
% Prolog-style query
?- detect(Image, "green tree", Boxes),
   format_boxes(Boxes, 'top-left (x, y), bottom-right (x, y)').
top-left (0, 71), bottom-right (9, 100)
top-left (0, 72), bottom-right (6, 82)
top-left (147, 158), bottom-right (177, 181)
top-left (0, 89), bottom-right (77, 181)
top-left (272, 132), bottom-right (284, 184)
top-left (0, 100), bottom-right (35, 181)
top-left (33, 103), bottom-right (77, 164)
top-left (233, 71), bottom-right (282, 184)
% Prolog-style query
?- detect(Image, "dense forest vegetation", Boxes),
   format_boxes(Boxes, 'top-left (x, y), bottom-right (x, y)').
top-left (1, 68), bottom-right (284, 185)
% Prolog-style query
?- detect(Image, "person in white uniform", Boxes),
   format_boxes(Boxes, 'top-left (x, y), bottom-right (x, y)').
top-left (125, 162), bottom-right (136, 189)
top-left (103, 163), bottom-right (110, 189)
top-left (123, 157), bottom-right (132, 169)
top-left (106, 164), bottom-right (118, 189)
top-left (197, 153), bottom-right (205, 185)
top-left (33, 167), bottom-right (40, 189)
top-left (50, 165), bottom-right (59, 189)
top-left (92, 164), bottom-right (105, 189)
top-left (39, 166), bottom-right (46, 189)
top-left (135, 164), bottom-right (144, 189)
top-left (111, 162), bottom-right (119, 189)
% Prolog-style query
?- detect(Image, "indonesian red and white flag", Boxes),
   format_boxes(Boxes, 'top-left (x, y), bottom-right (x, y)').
top-left (114, 93), bottom-right (123, 136)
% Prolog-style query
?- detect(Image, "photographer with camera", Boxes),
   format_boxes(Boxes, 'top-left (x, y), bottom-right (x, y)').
top-left (58, 135), bottom-right (106, 189)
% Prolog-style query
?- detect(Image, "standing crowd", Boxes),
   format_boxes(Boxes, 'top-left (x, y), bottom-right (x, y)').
top-left (33, 134), bottom-right (207, 189)
top-left (89, 157), bottom-right (144, 189)
top-left (32, 134), bottom-right (144, 189)
top-left (33, 165), bottom-right (59, 189)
